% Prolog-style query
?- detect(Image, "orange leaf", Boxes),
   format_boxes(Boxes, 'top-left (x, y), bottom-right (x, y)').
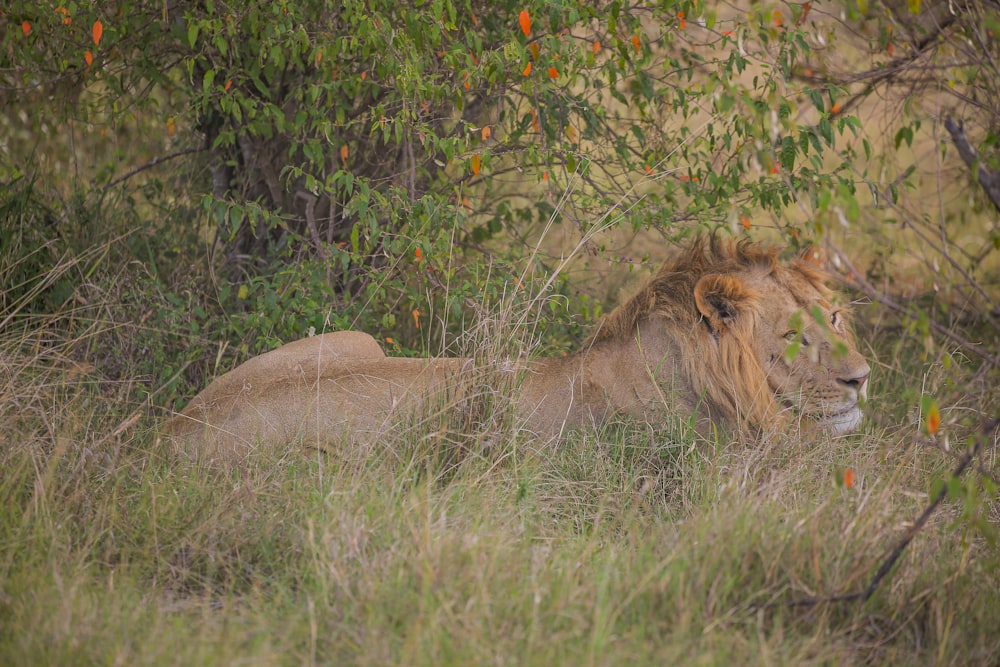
top-left (84, 51), bottom-right (93, 67)
top-left (21, 21), bottom-right (31, 37)
top-left (471, 154), bottom-right (481, 176)
top-left (481, 126), bottom-right (491, 141)
top-left (830, 103), bottom-right (840, 114)
top-left (165, 117), bottom-right (176, 136)
top-left (632, 34), bottom-right (640, 53)
top-left (740, 215), bottom-right (752, 230)
top-left (678, 11), bottom-right (686, 30)
top-left (385, 337), bottom-right (395, 344)
top-left (770, 163), bottom-right (780, 174)
top-left (360, 71), bottom-right (366, 81)
top-left (772, 10), bottom-right (783, 26)
top-left (529, 42), bottom-right (540, 60)
top-left (542, 171), bottom-right (549, 181)
top-left (592, 41), bottom-right (600, 55)
top-left (548, 66), bottom-right (558, 79)
top-left (522, 62), bottom-right (532, 76)
top-left (414, 247), bottom-right (423, 262)
top-left (926, 404), bottom-right (940, 435)
top-left (224, 79), bottom-right (232, 92)
top-left (531, 108), bottom-right (540, 132)
top-left (316, 52), bottom-right (322, 65)
top-left (844, 468), bottom-right (855, 489)
top-left (799, 2), bottom-right (812, 25)
top-left (55, 7), bottom-right (71, 25)
top-left (92, 19), bottom-right (103, 46)
top-left (519, 10), bottom-right (531, 37)
top-left (340, 144), bottom-right (349, 163)
top-left (412, 309), bottom-right (421, 329)
top-left (886, 42), bottom-right (894, 57)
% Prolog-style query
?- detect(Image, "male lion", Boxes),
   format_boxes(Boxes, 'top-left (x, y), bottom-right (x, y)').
top-left (164, 237), bottom-right (870, 463)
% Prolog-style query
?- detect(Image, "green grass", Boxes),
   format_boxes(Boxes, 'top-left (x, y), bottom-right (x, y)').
top-left (2, 319), bottom-right (998, 667)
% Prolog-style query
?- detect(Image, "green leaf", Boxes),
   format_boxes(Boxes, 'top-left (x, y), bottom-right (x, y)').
top-left (894, 126), bottom-right (914, 149)
top-left (779, 135), bottom-right (796, 172)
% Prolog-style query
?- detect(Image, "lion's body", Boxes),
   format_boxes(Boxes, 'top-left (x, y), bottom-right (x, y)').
top-left (164, 237), bottom-right (870, 463)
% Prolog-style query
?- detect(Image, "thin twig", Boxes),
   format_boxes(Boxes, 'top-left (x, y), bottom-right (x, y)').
top-left (778, 417), bottom-right (999, 609)
top-left (104, 147), bottom-right (205, 190)
top-left (827, 242), bottom-right (1000, 369)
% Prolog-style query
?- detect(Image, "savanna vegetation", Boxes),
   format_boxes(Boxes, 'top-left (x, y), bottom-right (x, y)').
top-left (1, 0), bottom-right (998, 664)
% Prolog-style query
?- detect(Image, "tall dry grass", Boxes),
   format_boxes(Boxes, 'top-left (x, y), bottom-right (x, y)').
top-left (2, 233), bottom-right (999, 666)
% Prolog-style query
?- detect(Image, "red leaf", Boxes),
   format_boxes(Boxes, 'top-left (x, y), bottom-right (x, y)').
top-left (21, 21), bottom-right (31, 37)
top-left (519, 10), bottom-right (531, 37)
top-left (926, 404), bottom-right (940, 435)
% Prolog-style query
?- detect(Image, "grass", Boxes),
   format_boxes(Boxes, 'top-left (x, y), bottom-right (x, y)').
top-left (2, 300), bottom-right (999, 667)
top-left (1, 217), bottom-right (998, 664)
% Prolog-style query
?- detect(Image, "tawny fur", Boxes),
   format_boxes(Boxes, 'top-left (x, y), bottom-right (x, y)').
top-left (163, 237), bottom-right (870, 463)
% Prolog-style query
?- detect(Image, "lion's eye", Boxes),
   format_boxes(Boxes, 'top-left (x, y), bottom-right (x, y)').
top-left (831, 311), bottom-right (841, 328)
top-left (783, 331), bottom-right (797, 341)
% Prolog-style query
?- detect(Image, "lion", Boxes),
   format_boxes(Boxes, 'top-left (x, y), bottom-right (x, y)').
top-left (163, 236), bottom-right (870, 463)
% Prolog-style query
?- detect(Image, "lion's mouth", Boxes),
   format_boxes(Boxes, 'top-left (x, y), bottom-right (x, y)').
top-left (778, 396), bottom-right (863, 434)
top-left (821, 404), bottom-right (863, 434)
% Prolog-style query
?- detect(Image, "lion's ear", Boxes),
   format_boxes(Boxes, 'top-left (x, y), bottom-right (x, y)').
top-left (694, 274), bottom-right (757, 333)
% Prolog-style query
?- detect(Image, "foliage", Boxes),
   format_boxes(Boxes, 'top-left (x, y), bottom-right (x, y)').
top-left (1, 1), bottom-right (1000, 660)
top-left (3, 0), bottom-right (870, 263)
top-left (802, 1), bottom-right (1000, 372)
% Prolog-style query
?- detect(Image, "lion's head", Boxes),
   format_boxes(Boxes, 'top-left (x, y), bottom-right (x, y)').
top-left (588, 236), bottom-right (870, 433)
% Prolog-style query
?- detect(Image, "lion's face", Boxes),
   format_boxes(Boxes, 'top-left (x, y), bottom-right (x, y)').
top-left (750, 268), bottom-right (870, 433)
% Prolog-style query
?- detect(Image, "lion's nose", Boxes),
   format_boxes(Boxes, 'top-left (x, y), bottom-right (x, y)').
top-left (837, 373), bottom-right (869, 393)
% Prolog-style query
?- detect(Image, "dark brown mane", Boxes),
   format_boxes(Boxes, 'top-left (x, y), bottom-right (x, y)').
top-left (585, 235), bottom-right (804, 345)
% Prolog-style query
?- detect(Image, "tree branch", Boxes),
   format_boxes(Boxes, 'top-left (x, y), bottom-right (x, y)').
top-left (103, 147), bottom-right (205, 190)
top-left (944, 117), bottom-right (1000, 215)
top-left (778, 417), bottom-right (999, 609)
